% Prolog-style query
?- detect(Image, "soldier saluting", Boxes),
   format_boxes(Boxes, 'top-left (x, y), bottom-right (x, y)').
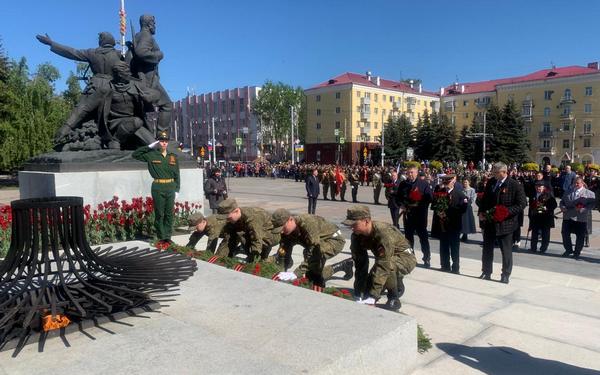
top-left (343, 206), bottom-right (416, 311)
top-left (271, 209), bottom-right (353, 287)
top-left (132, 130), bottom-right (180, 247)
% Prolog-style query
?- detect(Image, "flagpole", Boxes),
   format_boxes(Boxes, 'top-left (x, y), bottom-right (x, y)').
top-left (119, 0), bottom-right (127, 57)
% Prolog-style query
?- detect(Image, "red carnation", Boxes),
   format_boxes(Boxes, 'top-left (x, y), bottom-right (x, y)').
top-left (477, 192), bottom-right (484, 200)
top-left (409, 188), bottom-right (423, 202)
top-left (576, 203), bottom-right (585, 210)
top-left (493, 205), bottom-right (510, 222)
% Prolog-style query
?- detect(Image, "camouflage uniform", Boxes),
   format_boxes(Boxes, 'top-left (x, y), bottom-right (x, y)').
top-left (216, 201), bottom-right (277, 261)
top-left (186, 214), bottom-right (226, 254)
top-left (272, 211), bottom-right (346, 286)
top-left (346, 214), bottom-right (416, 300)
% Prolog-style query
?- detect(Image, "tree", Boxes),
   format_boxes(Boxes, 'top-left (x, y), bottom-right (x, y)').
top-left (383, 114), bottom-right (412, 160)
top-left (414, 109), bottom-right (435, 161)
top-left (431, 113), bottom-right (461, 161)
top-left (499, 100), bottom-right (530, 163)
top-left (458, 124), bottom-right (478, 163)
top-left (251, 81), bottom-right (305, 161)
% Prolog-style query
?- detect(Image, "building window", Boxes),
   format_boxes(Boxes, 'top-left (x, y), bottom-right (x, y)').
top-left (463, 113), bottom-right (469, 119)
top-left (356, 106), bottom-right (362, 112)
top-left (543, 139), bottom-right (551, 148)
top-left (335, 92), bottom-right (341, 99)
top-left (562, 104), bottom-right (571, 117)
top-left (222, 101), bottom-right (227, 114)
top-left (316, 150), bottom-right (321, 161)
top-left (585, 103), bottom-right (592, 113)
top-left (563, 139), bottom-right (570, 149)
top-left (374, 108), bottom-right (378, 114)
top-left (462, 100), bottom-right (467, 107)
top-left (382, 109), bottom-right (386, 116)
top-left (584, 138), bottom-right (591, 147)
top-left (584, 121), bottom-right (592, 134)
top-left (544, 107), bottom-right (550, 117)
top-left (230, 99), bottom-right (235, 110)
top-left (543, 122), bottom-right (551, 132)
top-left (585, 87), bottom-right (593, 96)
top-left (544, 90), bottom-right (554, 100)
top-left (389, 95), bottom-right (394, 102)
top-left (374, 94), bottom-right (378, 102)
top-left (239, 98), bottom-right (245, 111)
top-left (382, 95), bottom-right (386, 101)
top-left (336, 107), bottom-right (341, 114)
top-left (563, 121), bottom-right (570, 131)
top-left (356, 91), bottom-right (361, 98)
top-left (316, 123), bottom-right (322, 129)
top-left (316, 95), bottom-right (321, 102)
top-left (365, 92), bottom-right (371, 98)
top-left (564, 88), bottom-right (572, 100)
top-left (374, 122), bottom-right (378, 129)
top-left (356, 121), bottom-right (361, 128)
top-left (316, 109), bottom-right (321, 116)
top-left (335, 121), bottom-right (341, 129)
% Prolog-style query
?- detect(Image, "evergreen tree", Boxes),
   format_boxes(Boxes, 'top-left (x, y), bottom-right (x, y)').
top-left (500, 100), bottom-right (530, 163)
top-left (432, 113), bottom-right (461, 161)
top-left (414, 109), bottom-right (435, 161)
top-left (383, 114), bottom-right (412, 160)
top-left (481, 104), bottom-right (503, 163)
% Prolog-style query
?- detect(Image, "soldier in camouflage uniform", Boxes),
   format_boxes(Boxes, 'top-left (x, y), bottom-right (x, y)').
top-left (271, 209), bottom-right (353, 287)
top-left (186, 213), bottom-right (227, 254)
top-left (132, 130), bottom-right (179, 246)
top-left (215, 198), bottom-right (277, 262)
top-left (343, 205), bottom-right (416, 311)
top-left (372, 167), bottom-right (383, 205)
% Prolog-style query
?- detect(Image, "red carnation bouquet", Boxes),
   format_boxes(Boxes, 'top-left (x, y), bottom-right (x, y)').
top-left (432, 191), bottom-right (450, 217)
top-left (408, 187), bottom-right (423, 207)
top-left (486, 204), bottom-right (510, 223)
top-left (576, 203), bottom-right (585, 211)
top-left (531, 200), bottom-right (547, 214)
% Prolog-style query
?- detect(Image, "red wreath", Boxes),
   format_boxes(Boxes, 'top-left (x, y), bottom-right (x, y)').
top-left (493, 205), bottom-right (510, 222)
top-left (409, 188), bottom-right (423, 202)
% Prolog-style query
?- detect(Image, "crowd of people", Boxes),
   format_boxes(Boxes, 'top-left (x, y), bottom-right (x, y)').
top-left (178, 160), bottom-right (598, 311)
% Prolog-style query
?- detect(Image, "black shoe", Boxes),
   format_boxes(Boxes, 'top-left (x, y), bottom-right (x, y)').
top-left (573, 253), bottom-right (581, 260)
top-left (397, 276), bottom-right (405, 298)
top-left (331, 259), bottom-right (354, 280)
top-left (539, 248), bottom-right (547, 254)
top-left (479, 273), bottom-right (491, 280)
top-left (460, 234), bottom-right (468, 242)
top-left (384, 298), bottom-right (401, 311)
top-left (561, 251), bottom-right (573, 257)
top-left (440, 267), bottom-right (451, 272)
top-left (451, 269), bottom-right (460, 275)
top-left (423, 260), bottom-right (431, 268)
top-left (500, 274), bottom-right (510, 284)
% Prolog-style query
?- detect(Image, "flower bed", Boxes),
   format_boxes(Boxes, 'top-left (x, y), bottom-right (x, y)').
top-left (0, 196), bottom-right (201, 258)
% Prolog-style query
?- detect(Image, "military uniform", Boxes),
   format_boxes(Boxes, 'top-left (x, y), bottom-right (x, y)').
top-left (186, 213), bottom-right (227, 254)
top-left (321, 172), bottom-right (330, 200)
top-left (132, 130), bottom-right (179, 243)
top-left (328, 171), bottom-right (337, 201)
top-left (216, 199), bottom-right (277, 261)
top-left (372, 170), bottom-right (382, 204)
top-left (349, 169), bottom-right (360, 203)
top-left (343, 206), bottom-right (416, 310)
top-left (271, 209), bottom-right (351, 286)
top-left (339, 171), bottom-right (348, 201)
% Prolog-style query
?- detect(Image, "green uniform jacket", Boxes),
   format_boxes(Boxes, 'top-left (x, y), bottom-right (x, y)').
top-left (218, 207), bottom-right (276, 255)
top-left (351, 221), bottom-right (416, 299)
top-left (186, 215), bottom-right (226, 252)
top-left (132, 146), bottom-right (180, 192)
top-left (280, 214), bottom-right (343, 251)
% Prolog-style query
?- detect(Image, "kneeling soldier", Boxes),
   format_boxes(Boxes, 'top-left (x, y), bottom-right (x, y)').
top-left (271, 209), bottom-right (353, 287)
top-left (186, 213), bottom-right (227, 254)
top-left (343, 205), bottom-right (416, 311)
top-left (215, 198), bottom-right (277, 262)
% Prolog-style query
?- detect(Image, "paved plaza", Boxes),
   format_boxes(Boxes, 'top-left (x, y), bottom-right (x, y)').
top-left (0, 178), bottom-right (599, 374)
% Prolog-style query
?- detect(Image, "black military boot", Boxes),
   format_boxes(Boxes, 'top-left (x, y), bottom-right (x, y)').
top-left (397, 275), bottom-right (405, 298)
top-left (331, 259), bottom-right (354, 280)
top-left (384, 298), bottom-right (401, 311)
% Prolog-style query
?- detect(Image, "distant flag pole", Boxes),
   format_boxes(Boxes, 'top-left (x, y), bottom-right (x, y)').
top-left (119, 0), bottom-right (127, 57)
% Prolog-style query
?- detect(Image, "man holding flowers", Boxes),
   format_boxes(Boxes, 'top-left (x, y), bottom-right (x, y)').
top-left (478, 162), bottom-right (527, 284)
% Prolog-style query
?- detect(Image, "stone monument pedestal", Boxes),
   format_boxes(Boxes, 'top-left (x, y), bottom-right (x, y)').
top-left (19, 150), bottom-right (204, 211)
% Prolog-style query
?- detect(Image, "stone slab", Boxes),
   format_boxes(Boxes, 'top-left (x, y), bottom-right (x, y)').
top-left (0, 241), bottom-right (417, 375)
top-left (413, 326), bottom-right (600, 374)
top-left (18, 168), bottom-right (204, 211)
top-left (481, 302), bottom-right (600, 352)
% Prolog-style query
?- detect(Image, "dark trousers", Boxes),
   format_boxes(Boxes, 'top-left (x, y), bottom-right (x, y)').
top-left (374, 186), bottom-right (381, 204)
top-left (439, 231), bottom-right (460, 272)
top-left (389, 206), bottom-right (400, 228)
top-left (322, 184), bottom-right (329, 200)
top-left (404, 219), bottom-right (430, 262)
top-left (307, 197), bottom-right (317, 214)
top-left (482, 229), bottom-right (513, 276)
top-left (351, 185), bottom-right (358, 202)
top-left (512, 225), bottom-right (521, 244)
top-left (152, 188), bottom-right (175, 241)
top-left (562, 220), bottom-right (587, 255)
top-left (530, 226), bottom-right (550, 252)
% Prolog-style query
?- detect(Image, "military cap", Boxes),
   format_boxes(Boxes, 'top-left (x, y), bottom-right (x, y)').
top-left (188, 213), bottom-right (206, 230)
top-left (216, 198), bottom-right (238, 218)
top-left (271, 208), bottom-right (292, 233)
top-left (342, 205), bottom-right (371, 226)
top-left (156, 130), bottom-right (169, 141)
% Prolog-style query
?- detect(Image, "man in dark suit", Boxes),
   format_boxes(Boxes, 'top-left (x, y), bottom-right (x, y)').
top-left (397, 166), bottom-right (433, 267)
top-left (528, 181), bottom-right (557, 253)
top-left (305, 168), bottom-right (320, 214)
top-left (478, 162), bottom-right (527, 283)
top-left (431, 174), bottom-right (468, 274)
top-left (385, 170), bottom-right (401, 229)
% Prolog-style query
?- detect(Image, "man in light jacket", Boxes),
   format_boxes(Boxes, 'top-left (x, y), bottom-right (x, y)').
top-left (560, 176), bottom-right (596, 259)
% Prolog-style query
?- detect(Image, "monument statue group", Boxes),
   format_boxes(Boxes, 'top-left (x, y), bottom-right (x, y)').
top-left (37, 14), bottom-right (171, 152)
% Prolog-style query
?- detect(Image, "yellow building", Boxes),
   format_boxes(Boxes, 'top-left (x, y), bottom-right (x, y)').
top-left (304, 72), bottom-right (440, 164)
top-left (441, 63), bottom-right (600, 165)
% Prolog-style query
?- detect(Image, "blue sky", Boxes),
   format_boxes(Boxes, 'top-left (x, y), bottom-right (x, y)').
top-left (2, 0), bottom-right (599, 99)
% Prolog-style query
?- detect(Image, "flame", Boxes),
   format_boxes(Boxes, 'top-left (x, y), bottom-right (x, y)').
top-left (42, 314), bottom-right (71, 331)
